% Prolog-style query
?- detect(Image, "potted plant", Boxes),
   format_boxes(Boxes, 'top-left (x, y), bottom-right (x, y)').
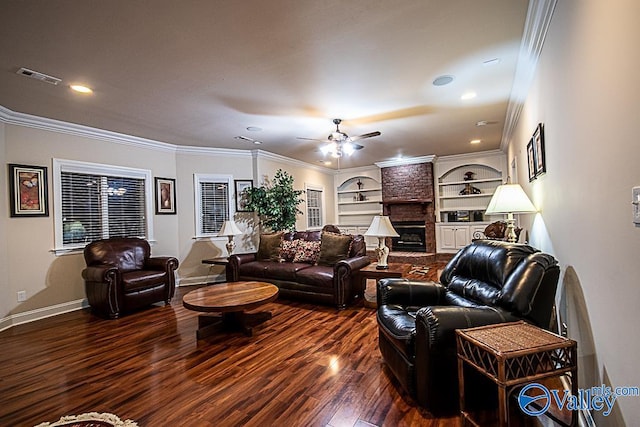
top-left (245, 169), bottom-right (304, 232)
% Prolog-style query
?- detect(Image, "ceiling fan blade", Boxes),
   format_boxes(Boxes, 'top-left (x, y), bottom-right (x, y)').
top-left (296, 137), bottom-right (329, 142)
top-left (349, 131), bottom-right (381, 142)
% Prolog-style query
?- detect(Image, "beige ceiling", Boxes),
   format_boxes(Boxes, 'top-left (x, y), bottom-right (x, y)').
top-left (0, 0), bottom-right (529, 169)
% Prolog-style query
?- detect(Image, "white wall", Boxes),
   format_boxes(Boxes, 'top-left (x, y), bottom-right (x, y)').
top-left (0, 114), bottom-right (337, 325)
top-left (506, 1), bottom-right (640, 424)
top-left (254, 152), bottom-right (336, 232)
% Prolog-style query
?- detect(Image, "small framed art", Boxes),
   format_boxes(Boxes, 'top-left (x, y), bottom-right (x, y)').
top-left (8, 163), bottom-right (49, 217)
top-left (532, 123), bottom-right (546, 176)
top-left (155, 177), bottom-right (176, 214)
top-left (235, 179), bottom-right (253, 212)
top-left (527, 140), bottom-right (537, 182)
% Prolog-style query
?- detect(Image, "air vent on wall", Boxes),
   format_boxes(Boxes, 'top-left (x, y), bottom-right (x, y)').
top-left (16, 67), bottom-right (62, 85)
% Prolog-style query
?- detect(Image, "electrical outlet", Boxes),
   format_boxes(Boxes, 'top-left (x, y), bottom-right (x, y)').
top-left (17, 290), bottom-right (27, 302)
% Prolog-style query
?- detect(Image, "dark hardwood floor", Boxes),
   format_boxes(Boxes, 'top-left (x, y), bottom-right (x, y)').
top-left (0, 281), bottom-right (462, 427)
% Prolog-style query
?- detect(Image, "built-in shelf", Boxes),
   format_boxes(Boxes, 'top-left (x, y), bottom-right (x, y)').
top-left (338, 210), bottom-right (383, 216)
top-left (439, 193), bottom-right (494, 200)
top-left (438, 178), bottom-right (502, 186)
top-left (434, 153), bottom-right (507, 253)
top-left (337, 187), bottom-right (382, 194)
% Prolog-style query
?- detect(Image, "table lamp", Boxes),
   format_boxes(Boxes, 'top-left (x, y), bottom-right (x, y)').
top-left (484, 184), bottom-right (537, 243)
top-left (217, 220), bottom-right (243, 256)
top-left (364, 216), bottom-right (399, 269)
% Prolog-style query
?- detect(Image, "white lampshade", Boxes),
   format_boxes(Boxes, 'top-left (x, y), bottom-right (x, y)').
top-left (217, 220), bottom-right (242, 237)
top-left (364, 216), bottom-right (399, 237)
top-left (485, 184), bottom-right (537, 215)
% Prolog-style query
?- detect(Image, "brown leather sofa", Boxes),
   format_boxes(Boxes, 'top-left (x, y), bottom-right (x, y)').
top-left (228, 229), bottom-right (370, 308)
top-left (376, 240), bottom-right (560, 414)
top-left (82, 237), bottom-right (179, 319)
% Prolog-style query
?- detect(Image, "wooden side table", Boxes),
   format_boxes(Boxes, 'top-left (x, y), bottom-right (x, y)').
top-left (456, 321), bottom-right (577, 427)
top-left (201, 257), bottom-right (232, 283)
top-left (358, 262), bottom-right (412, 307)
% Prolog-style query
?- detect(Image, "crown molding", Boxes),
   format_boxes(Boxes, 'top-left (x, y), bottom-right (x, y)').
top-left (375, 155), bottom-right (436, 169)
top-left (0, 105), bottom-right (177, 153)
top-left (501, 0), bottom-right (557, 150)
top-left (175, 144), bottom-right (252, 158)
top-left (435, 149), bottom-right (504, 162)
top-left (251, 149), bottom-right (334, 173)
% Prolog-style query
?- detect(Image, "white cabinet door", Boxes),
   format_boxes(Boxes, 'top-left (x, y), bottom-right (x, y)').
top-left (439, 226), bottom-right (469, 250)
top-left (438, 225), bottom-right (472, 252)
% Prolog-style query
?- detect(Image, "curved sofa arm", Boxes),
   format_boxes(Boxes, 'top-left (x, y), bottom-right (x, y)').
top-left (415, 305), bottom-right (519, 349)
top-left (334, 255), bottom-right (370, 276)
top-left (333, 255), bottom-right (371, 309)
top-left (377, 278), bottom-right (446, 307)
top-left (228, 252), bottom-right (258, 281)
top-left (146, 256), bottom-right (179, 272)
top-left (82, 265), bottom-right (119, 283)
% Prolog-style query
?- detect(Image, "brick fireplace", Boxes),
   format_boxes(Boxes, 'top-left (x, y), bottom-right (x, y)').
top-left (381, 162), bottom-right (436, 253)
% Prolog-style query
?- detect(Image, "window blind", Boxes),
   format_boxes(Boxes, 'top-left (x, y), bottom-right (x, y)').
top-left (307, 188), bottom-right (322, 228)
top-left (199, 181), bottom-right (229, 234)
top-left (61, 172), bottom-right (146, 245)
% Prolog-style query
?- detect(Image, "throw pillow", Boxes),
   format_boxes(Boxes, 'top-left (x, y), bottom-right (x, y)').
top-left (317, 232), bottom-right (353, 266)
top-left (292, 240), bottom-right (321, 264)
top-left (257, 232), bottom-right (284, 261)
top-left (280, 239), bottom-right (299, 262)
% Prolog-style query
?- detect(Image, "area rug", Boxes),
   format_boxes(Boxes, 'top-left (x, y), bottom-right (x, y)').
top-left (34, 412), bottom-right (138, 427)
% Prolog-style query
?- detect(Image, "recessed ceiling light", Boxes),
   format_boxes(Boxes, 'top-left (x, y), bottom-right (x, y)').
top-left (470, 139), bottom-right (482, 144)
top-left (70, 84), bottom-right (93, 94)
top-left (461, 92), bottom-right (477, 100)
top-left (432, 75), bottom-right (455, 86)
top-left (246, 126), bottom-right (262, 132)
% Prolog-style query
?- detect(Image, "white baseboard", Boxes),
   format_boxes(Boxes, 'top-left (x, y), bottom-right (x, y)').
top-left (177, 273), bottom-right (224, 287)
top-left (0, 299), bottom-right (89, 333)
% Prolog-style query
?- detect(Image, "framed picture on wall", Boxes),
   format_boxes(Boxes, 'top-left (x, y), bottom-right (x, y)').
top-left (532, 123), bottom-right (546, 176)
top-left (155, 177), bottom-right (176, 214)
top-left (527, 140), bottom-right (537, 182)
top-left (8, 163), bottom-right (49, 217)
top-left (235, 179), bottom-right (253, 212)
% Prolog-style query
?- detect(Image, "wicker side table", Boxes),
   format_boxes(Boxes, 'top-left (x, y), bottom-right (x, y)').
top-left (456, 321), bottom-right (578, 426)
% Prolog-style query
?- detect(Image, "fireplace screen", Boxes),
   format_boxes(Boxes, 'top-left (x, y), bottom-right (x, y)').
top-left (391, 221), bottom-right (426, 252)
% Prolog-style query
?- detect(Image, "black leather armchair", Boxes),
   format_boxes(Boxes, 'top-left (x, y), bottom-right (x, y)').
top-left (376, 240), bottom-right (560, 414)
top-left (82, 237), bottom-right (179, 319)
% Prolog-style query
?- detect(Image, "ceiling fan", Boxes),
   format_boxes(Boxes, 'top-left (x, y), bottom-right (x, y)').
top-left (297, 119), bottom-right (381, 158)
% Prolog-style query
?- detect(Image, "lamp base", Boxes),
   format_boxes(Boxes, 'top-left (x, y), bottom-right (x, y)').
top-left (376, 264), bottom-right (389, 270)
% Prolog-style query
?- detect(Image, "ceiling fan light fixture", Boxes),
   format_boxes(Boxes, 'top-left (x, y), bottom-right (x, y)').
top-left (342, 141), bottom-right (355, 156)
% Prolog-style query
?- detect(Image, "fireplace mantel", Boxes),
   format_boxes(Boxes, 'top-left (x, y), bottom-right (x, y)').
top-left (382, 199), bottom-right (432, 214)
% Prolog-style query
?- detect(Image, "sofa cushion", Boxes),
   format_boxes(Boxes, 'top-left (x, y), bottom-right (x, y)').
top-left (257, 232), bottom-right (284, 261)
top-left (317, 232), bottom-right (353, 266)
top-left (264, 262), bottom-right (313, 281)
top-left (237, 261), bottom-right (271, 278)
top-left (295, 265), bottom-right (334, 289)
top-left (122, 270), bottom-right (167, 292)
top-left (293, 240), bottom-right (321, 264)
top-left (280, 239), bottom-right (299, 262)
top-left (377, 304), bottom-right (417, 359)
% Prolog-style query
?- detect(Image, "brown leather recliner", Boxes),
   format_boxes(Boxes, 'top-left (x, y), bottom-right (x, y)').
top-left (376, 240), bottom-right (560, 414)
top-left (82, 237), bottom-right (179, 319)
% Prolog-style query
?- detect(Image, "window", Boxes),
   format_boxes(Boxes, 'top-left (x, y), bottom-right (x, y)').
top-left (194, 174), bottom-right (233, 237)
top-left (53, 159), bottom-right (153, 254)
top-left (306, 185), bottom-right (323, 229)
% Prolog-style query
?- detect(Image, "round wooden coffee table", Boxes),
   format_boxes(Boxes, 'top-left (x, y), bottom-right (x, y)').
top-left (183, 281), bottom-right (279, 338)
